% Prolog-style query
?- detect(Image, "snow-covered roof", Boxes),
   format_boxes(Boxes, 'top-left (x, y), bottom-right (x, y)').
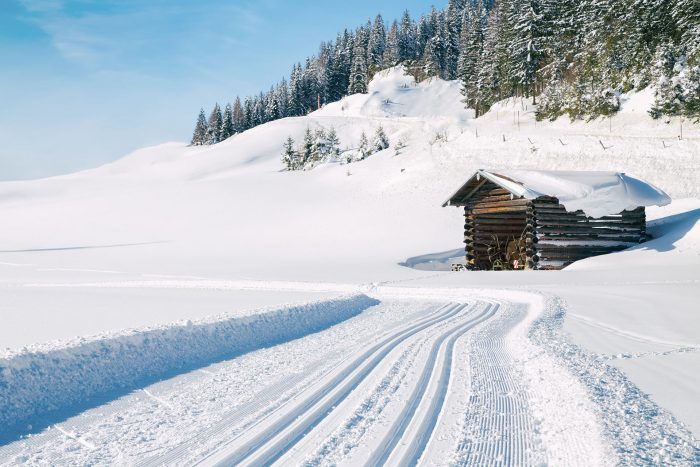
top-left (443, 169), bottom-right (671, 218)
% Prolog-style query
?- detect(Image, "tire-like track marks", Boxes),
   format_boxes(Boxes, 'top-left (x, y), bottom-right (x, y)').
top-left (201, 302), bottom-right (478, 466)
top-left (455, 305), bottom-right (543, 466)
top-left (367, 303), bottom-right (498, 466)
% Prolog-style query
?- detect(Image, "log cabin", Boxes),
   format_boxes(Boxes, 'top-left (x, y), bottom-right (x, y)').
top-left (443, 170), bottom-right (671, 270)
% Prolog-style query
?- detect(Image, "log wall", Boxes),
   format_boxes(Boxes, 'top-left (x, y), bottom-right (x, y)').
top-left (463, 181), bottom-right (531, 270)
top-left (531, 196), bottom-right (646, 270)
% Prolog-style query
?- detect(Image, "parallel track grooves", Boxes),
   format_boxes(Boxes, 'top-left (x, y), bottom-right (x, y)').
top-left (366, 303), bottom-right (498, 467)
top-left (201, 302), bottom-right (474, 466)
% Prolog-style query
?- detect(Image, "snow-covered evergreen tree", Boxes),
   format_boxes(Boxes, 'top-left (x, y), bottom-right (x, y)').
top-left (459, 2), bottom-right (486, 114)
top-left (190, 108), bottom-right (207, 146)
top-left (675, 0), bottom-right (700, 62)
top-left (357, 131), bottom-right (370, 160)
top-left (373, 125), bottom-right (390, 151)
top-left (311, 128), bottom-right (327, 165)
top-left (444, 0), bottom-right (467, 79)
top-left (221, 103), bottom-right (234, 141)
top-left (326, 126), bottom-right (341, 158)
top-left (288, 63), bottom-right (304, 117)
top-left (232, 97), bottom-right (244, 134)
top-left (301, 127), bottom-right (315, 167)
top-left (281, 136), bottom-right (298, 170)
top-left (510, 0), bottom-right (545, 103)
top-left (368, 15), bottom-right (387, 74)
top-left (205, 103), bottom-right (223, 145)
top-left (265, 86), bottom-right (280, 121)
top-left (398, 10), bottom-right (419, 61)
top-left (349, 39), bottom-right (368, 94)
top-left (384, 20), bottom-right (400, 65)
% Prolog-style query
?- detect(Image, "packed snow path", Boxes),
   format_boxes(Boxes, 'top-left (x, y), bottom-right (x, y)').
top-left (1, 296), bottom-right (696, 465)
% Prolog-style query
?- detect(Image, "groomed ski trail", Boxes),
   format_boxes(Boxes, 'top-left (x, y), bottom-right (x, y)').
top-left (199, 302), bottom-right (482, 466)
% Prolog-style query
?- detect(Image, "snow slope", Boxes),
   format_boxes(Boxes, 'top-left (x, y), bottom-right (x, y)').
top-left (0, 66), bottom-right (698, 461)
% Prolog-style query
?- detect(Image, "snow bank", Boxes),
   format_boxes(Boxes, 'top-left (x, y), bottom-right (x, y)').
top-left (314, 66), bottom-right (470, 122)
top-left (0, 294), bottom-right (379, 430)
top-left (483, 170), bottom-right (671, 217)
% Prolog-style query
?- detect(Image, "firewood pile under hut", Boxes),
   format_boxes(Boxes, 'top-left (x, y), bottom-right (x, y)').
top-left (443, 170), bottom-right (671, 271)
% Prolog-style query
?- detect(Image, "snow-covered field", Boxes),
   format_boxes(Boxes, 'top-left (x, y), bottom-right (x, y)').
top-left (0, 67), bottom-right (698, 464)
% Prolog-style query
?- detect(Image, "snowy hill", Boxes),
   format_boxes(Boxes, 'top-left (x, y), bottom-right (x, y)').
top-left (1, 66), bottom-right (697, 282)
top-left (0, 67), bottom-right (698, 462)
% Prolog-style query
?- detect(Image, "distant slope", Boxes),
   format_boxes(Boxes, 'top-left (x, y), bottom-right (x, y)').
top-left (0, 66), bottom-right (697, 284)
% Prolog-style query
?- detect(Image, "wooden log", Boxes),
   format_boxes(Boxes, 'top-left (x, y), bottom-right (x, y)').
top-left (471, 205), bottom-right (531, 215)
top-left (535, 226), bottom-right (644, 235)
top-left (534, 210), bottom-right (646, 221)
top-left (467, 194), bottom-right (519, 203)
top-left (472, 219), bottom-right (528, 227)
top-left (466, 199), bottom-right (530, 209)
top-left (534, 219), bottom-right (645, 227)
top-left (536, 250), bottom-right (627, 260)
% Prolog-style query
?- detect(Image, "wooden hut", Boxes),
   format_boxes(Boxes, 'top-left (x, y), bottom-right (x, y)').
top-left (443, 170), bottom-right (671, 270)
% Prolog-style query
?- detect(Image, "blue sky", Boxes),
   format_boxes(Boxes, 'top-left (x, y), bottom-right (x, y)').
top-left (0, 0), bottom-right (445, 180)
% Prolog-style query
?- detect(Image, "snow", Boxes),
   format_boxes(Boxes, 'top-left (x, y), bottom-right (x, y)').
top-left (467, 169), bottom-right (672, 218)
top-left (0, 66), bottom-right (698, 462)
top-left (0, 294), bottom-right (378, 433)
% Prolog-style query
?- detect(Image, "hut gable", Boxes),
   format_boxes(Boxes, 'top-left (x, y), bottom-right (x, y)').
top-left (444, 170), bottom-right (671, 271)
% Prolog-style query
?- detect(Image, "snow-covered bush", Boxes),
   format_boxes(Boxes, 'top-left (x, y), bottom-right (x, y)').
top-left (281, 126), bottom-right (342, 171)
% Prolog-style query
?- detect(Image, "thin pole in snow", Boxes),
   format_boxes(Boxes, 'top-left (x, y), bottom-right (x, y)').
top-left (517, 111), bottom-right (520, 131)
top-left (680, 117), bottom-right (683, 140)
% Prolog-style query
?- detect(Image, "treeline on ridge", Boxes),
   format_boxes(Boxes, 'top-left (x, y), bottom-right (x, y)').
top-left (191, 0), bottom-right (700, 146)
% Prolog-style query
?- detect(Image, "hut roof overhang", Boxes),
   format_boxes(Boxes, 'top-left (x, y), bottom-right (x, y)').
top-left (443, 169), bottom-right (671, 218)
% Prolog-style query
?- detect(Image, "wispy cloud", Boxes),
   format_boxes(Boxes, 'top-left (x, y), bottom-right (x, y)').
top-left (17, 0), bottom-right (64, 13)
top-left (15, 0), bottom-right (268, 70)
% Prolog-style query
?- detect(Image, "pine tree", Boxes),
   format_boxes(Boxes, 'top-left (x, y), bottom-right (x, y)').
top-left (459, 1), bottom-right (486, 114)
top-left (326, 126), bottom-right (341, 158)
top-left (368, 14), bottom-right (387, 74)
top-left (444, 0), bottom-right (467, 79)
top-left (265, 86), bottom-right (280, 121)
top-left (373, 125), bottom-right (390, 151)
top-left (510, 0), bottom-right (546, 103)
top-left (281, 136), bottom-right (296, 170)
top-left (232, 97), bottom-right (244, 133)
top-left (349, 38), bottom-right (369, 94)
top-left (288, 63), bottom-right (304, 116)
top-left (675, 0), bottom-right (700, 62)
top-left (357, 131), bottom-right (370, 160)
top-left (310, 128), bottom-right (327, 165)
top-left (301, 127), bottom-right (315, 167)
top-left (243, 97), bottom-right (254, 130)
top-left (252, 94), bottom-right (265, 126)
top-left (384, 20), bottom-right (400, 65)
top-left (474, 4), bottom-right (506, 115)
top-left (398, 10), bottom-right (418, 61)
top-left (276, 79), bottom-right (289, 118)
top-left (205, 103), bottom-right (223, 145)
top-left (190, 108), bottom-right (207, 146)
top-left (221, 103), bottom-right (234, 141)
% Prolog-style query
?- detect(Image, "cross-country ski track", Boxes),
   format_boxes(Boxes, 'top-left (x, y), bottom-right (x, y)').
top-left (1, 282), bottom-right (697, 465)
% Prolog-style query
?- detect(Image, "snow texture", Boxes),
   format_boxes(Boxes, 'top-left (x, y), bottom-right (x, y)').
top-left (0, 294), bottom-right (378, 432)
top-left (473, 169), bottom-right (671, 218)
top-left (530, 295), bottom-right (698, 465)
